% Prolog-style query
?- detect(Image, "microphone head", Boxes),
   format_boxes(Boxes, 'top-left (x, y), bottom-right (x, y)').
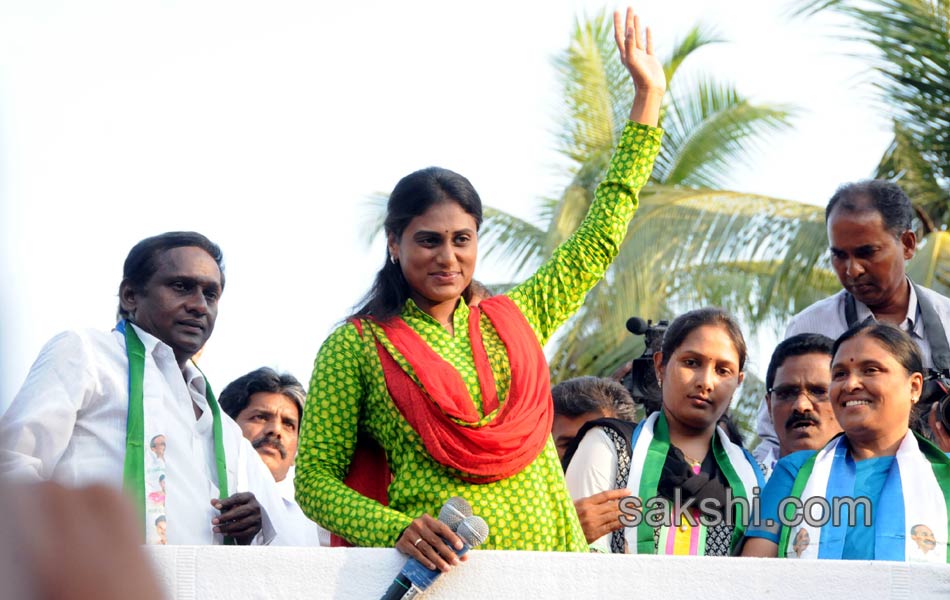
top-left (456, 516), bottom-right (489, 548)
top-left (438, 496), bottom-right (474, 531)
top-left (626, 317), bottom-right (648, 335)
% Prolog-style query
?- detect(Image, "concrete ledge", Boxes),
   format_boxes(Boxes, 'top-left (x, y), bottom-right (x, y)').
top-left (145, 546), bottom-right (950, 599)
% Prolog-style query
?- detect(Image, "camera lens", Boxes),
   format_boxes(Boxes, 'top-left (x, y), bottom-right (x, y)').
top-left (939, 396), bottom-right (950, 433)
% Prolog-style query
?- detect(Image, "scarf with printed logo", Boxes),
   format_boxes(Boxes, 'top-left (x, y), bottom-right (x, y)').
top-left (779, 431), bottom-right (950, 562)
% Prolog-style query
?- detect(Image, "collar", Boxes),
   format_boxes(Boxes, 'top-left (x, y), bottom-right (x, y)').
top-left (124, 322), bottom-right (208, 398)
top-left (402, 297), bottom-right (470, 331)
top-left (850, 277), bottom-right (922, 336)
top-left (276, 465), bottom-right (296, 499)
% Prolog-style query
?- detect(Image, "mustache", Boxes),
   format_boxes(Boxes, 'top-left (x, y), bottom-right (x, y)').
top-left (252, 435), bottom-right (287, 459)
top-left (785, 411), bottom-right (821, 430)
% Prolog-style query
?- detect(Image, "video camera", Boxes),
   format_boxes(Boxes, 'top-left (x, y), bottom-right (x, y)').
top-left (621, 317), bottom-right (668, 415)
top-left (921, 369), bottom-right (950, 432)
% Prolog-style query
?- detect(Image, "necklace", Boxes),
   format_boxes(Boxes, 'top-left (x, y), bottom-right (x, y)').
top-left (680, 449), bottom-right (705, 467)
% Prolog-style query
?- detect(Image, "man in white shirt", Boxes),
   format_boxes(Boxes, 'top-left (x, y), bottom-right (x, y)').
top-left (755, 181), bottom-right (950, 460)
top-left (0, 232), bottom-right (293, 545)
top-left (219, 367), bottom-right (330, 546)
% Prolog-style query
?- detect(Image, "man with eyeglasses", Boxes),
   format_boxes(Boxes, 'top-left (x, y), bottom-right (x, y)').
top-left (760, 334), bottom-right (842, 476)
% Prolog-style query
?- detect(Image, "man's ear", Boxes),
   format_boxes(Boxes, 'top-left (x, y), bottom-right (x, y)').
top-left (119, 280), bottom-right (137, 318)
top-left (901, 229), bottom-right (917, 260)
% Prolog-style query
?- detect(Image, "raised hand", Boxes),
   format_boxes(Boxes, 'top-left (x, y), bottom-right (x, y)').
top-left (613, 7), bottom-right (665, 126)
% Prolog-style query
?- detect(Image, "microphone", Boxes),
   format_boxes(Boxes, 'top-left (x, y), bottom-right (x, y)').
top-left (626, 317), bottom-right (648, 335)
top-left (438, 496), bottom-right (473, 530)
top-left (380, 513), bottom-right (489, 600)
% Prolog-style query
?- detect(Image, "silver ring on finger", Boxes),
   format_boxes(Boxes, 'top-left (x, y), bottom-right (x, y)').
top-left (413, 537), bottom-right (424, 547)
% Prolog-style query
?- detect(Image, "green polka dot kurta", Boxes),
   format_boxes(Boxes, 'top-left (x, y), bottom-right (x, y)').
top-left (296, 122), bottom-right (662, 550)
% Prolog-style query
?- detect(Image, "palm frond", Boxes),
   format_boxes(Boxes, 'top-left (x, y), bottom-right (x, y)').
top-left (792, 0), bottom-right (950, 223)
top-left (664, 24), bottom-right (724, 85)
top-left (876, 124), bottom-right (950, 230)
top-left (552, 13), bottom-right (622, 168)
top-left (546, 188), bottom-right (838, 382)
top-left (479, 207), bottom-right (547, 277)
top-left (656, 77), bottom-right (796, 187)
top-left (908, 231), bottom-right (950, 294)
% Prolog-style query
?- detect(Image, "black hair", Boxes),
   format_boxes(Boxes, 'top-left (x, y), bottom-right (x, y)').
top-left (718, 412), bottom-right (746, 448)
top-left (765, 333), bottom-right (835, 390)
top-left (218, 367), bottom-right (306, 422)
top-left (825, 180), bottom-right (914, 237)
top-left (118, 231), bottom-right (225, 319)
top-left (832, 321), bottom-right (923, 377)
top-left (551, 376), bottom-right (637, 422)
top-left (659, 308), bottom-right (747, 371)
top-left (349, 167), bottom-right (483, 322)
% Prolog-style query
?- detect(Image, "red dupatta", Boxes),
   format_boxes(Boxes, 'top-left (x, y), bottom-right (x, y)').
top-left (370, 295), bottom-right (553, 483)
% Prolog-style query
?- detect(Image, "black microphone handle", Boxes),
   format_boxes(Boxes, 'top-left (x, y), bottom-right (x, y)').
top-left (380, 573), bottom-right (419, 600)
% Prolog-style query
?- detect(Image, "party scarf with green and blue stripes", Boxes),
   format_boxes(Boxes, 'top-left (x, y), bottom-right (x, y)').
top-left (623, 411), bottom-right (763, 555)
top-left (779, 431), bottom-right (950, 562)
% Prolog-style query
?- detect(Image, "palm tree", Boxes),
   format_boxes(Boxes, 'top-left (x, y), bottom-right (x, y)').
top-left (794, 0), bottom-right (950, 228)
top-left (477, 13), bottom-right (839, 432)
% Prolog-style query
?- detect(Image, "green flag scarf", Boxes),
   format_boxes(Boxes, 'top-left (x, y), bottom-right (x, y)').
top-left (118, 320), bottom-right (232, 544)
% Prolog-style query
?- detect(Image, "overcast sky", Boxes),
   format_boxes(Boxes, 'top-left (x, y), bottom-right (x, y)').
top-left (0, 0), bottom-right (891, 410)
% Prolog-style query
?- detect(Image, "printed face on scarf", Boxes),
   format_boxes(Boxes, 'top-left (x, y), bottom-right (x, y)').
top-left (149, 434), bottom-right (166, 460)
top-left (655, 325), bottom-right (744, 435)
top-left (830, 333), bottom-right (922, 443)
top-left (912, 524), bottom-right (936, 552)
top-left (388, 200), bottom-right (478, 318)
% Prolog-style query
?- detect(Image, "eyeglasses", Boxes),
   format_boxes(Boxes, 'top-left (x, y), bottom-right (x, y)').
top-left (767, 385), bottom-right (830, 404)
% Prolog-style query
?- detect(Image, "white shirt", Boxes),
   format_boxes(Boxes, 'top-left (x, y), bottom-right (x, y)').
top-left (785, 284), bottom-right (932, 363)
top-left (0, 326), bottom-right (297, 545)
top-left (278, 465), bottom-right (330, 547)
top-left (564, 428), bottom-right (618, 553)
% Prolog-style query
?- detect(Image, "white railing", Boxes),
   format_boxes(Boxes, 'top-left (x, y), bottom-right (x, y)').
top-left (145, 546), bottom-right (950, 599)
